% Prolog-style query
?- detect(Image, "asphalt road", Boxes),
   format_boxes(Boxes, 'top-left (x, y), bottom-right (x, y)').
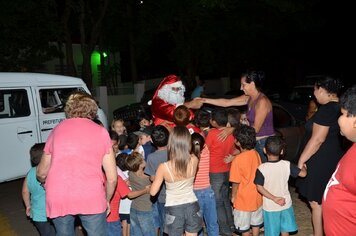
top-left (0, 178), bottom-right (312, 236)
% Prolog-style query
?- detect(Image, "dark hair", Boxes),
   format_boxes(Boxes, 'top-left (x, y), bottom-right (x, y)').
top-left (315, 75), bottom-right (343, 95)
top-left (137, 112), bottom-right (152, 122)
top-left (211, 108), bottom-right (228, 127)
top-left (243, 70), bottom-right (266, 91)
top-left (194, 109), bottom-right (211, 128)
top-left (118, 134), bottom-right (128, 150)
top-left (125, 152), bottom-right (144, 172)
top-left (191, 133), bottom-right (205, 159)
top-left (227, 108), bottom-right (241, 128)
top-left (151, 125), bottom-right (170, 147)
top-left (30, 143), bottom-right (45, 167)
top-left (173, 105), bottom-right (191, 126)
top-left (109, 130), bottom-right (119, 142)
top-left (340, 85), bottom-right (356, 116)
top-left (265, 136), bottom-right (286, 156)
top-left (116, 152), bottom-right (129, 171)
top-left (233, 124), bottom-right (256, 150)
top-left (127, 133), bottom-right (139, 150)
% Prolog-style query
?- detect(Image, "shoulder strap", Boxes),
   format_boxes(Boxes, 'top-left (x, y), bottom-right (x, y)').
top-left (164, 162), bottom-right (175, 182)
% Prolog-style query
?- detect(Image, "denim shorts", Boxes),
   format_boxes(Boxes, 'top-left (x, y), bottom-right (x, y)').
top-left (165, 201), bottom-right (203, 236)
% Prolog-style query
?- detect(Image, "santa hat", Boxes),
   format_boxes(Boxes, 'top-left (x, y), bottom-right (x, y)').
top-left (148, 75), bottom-right (182, 105)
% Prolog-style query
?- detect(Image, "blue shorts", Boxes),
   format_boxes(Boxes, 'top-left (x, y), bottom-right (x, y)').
top-left (263, 206), bottom-right (298, 235)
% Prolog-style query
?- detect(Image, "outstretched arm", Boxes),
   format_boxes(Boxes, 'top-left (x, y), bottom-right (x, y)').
top-left (203, 95), bottom-right (249, 107)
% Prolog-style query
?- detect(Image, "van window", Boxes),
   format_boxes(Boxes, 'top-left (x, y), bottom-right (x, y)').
top-left (39, 88), bottom-right (82, 114)
top-left (0, 89), bottom-right (30, 118)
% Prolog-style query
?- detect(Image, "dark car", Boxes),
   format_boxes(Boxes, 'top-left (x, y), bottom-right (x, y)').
top-left (272, 103), bottom-right (304, 162)
top-left (277, 85), bottom-right (315, 122)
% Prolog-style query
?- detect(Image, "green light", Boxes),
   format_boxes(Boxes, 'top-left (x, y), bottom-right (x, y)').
top-left (102, 52), bottom-right (108, 58)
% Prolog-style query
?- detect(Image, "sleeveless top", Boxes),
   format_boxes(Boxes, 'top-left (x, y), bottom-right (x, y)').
top-left (164, 162), bottom-right (197, 207)
top-left (247, 93), bottom-right (274, 137)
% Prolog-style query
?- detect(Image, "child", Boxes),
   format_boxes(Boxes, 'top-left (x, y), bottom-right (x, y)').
top-left (239, 107), bottom-right (250, 126)
top-left (22, 143), bottom-right (55, 236)
top-left (323, 85), bottom-right (356, 235)
top-left (230, 124), bottom-right (263, 236)
top-left (109, 129), bottom-right (119, 155)
top-left (254, 136), bottom-right (307, 236)
top-left (226, 108), bottom-right (241, 128)
top-left (194, 109), bottom-right (211, 137)
top-left (112, 118), bottom-right (127, 135)
top-left (205, 108), bottom-right (236, 236)
top-left (106, 174), bottom-right (131, 236)
top-left (150, 126), bottom-right (203, 236)
top-left (126, 152), bottom-right (155, 236)
top-left (173, 105), bottom-right (201, 134)
top-left (117, 153), bottom-right (132, 236)
top-left (191, 132), bottom-right (219, 236)
top-left (134, 126), bottom-right (156, 161)
top-left (137, 112), bottom-right (153, 128)
top-left (144, 125), bottom-right (170, 236)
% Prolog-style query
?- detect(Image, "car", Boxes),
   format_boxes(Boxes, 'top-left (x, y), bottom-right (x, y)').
top-left (277, 85), bottom-right (315, 122)
top-left (272, 103), bottom-right (305, 162)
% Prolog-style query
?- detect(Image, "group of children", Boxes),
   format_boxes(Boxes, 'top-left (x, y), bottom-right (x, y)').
top-left (22, 84), bottom-right (356, 236)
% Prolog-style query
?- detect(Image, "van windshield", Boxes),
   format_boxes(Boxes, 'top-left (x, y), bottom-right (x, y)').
top-left (40, 88), bottom-right (83, 114)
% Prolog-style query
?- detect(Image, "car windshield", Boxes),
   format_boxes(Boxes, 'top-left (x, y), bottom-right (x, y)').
top-left (287, 87), bottom-right (314, 105)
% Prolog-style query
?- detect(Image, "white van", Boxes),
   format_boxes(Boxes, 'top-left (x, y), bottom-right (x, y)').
top-left (0, 72), bottom-right (108, 182)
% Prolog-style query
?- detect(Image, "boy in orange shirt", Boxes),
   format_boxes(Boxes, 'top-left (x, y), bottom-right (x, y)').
top-left (230, 124), bottom-right (263, 236)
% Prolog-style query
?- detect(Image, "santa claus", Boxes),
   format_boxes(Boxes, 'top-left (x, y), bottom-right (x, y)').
top-left (150, 75), bottom-right (202, 126)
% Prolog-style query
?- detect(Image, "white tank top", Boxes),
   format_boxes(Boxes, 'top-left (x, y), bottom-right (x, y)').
top-left (164, 162), bottom-right (197, 207)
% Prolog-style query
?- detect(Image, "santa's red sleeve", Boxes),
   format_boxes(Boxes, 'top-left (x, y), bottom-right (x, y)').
top-left (151, 96), bottom-right (176, 124)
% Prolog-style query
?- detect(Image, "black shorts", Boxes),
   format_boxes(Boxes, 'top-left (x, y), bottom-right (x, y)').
top-left (119, 213), bottom-right (130, 224)
top-left (164, 201), bottom-right (202, 236)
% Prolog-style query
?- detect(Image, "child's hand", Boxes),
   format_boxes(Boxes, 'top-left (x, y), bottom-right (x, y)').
top-left (273, 197), bottom-right (286, 206)
top-left (224, 154), bottom-right (234, 163)
top-left (145, 185), bottom-right (151, 194)
top-left (106, 201), bottom-right (111, 216)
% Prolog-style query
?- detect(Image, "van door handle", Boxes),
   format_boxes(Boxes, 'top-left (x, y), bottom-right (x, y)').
top-left (17, 130), bottom-right (33, 135)
top-left (41, 128), bottom-right (53, 132)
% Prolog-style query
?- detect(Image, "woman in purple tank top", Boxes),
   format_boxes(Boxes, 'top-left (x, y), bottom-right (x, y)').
top-left (202, 70), bottom-right (275, 162)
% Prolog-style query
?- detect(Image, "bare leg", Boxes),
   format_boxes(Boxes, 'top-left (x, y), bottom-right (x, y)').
top-left (251, 227), bottom-right (260, 236)
top-left (281, 232), bottom-right (289, 236)
top-left (309, 201), bottom-right (323, 236)
top-left (241, 231), bottom-right (250, 236)
top-left (121, 220), bottom-right (129, 236)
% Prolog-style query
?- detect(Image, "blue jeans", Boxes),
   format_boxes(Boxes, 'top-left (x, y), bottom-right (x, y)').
top-left (130, 208), bottom-right (155, 236)
top-left (157, 201), bottom-right (165, 236)
top-left (194, 187), bottom-right (219, 236)
top-left (256, 137), bottom-right (268, 163)
top-left (209, 172), bottom-right (234, 236)
top-left (52, 211), bottom-right (107, 236)
top-left (33, 221), bottom-right (56, 236)
top-left (107, 220), bottom-right (122, 236)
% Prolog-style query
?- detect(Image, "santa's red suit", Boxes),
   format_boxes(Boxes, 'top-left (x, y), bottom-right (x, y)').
top-left (151, 75), bottom-right (194, 126)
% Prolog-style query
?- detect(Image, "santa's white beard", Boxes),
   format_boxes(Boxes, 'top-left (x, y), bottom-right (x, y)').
top-left (157, 84), bottom-right (185, 105)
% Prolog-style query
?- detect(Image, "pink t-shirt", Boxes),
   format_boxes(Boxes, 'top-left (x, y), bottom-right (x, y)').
top-left (44, 118), bottom-right (112, 218)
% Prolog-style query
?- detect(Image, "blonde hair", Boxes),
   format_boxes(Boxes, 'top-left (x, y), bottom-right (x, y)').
top-left (64, 91), bottom-right (98, 119)
top-left (111, 118), bottom-right (125, 130)
top-left (167, 126), bottom-right (192, 178)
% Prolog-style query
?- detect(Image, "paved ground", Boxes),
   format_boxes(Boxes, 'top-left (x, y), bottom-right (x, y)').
top-left (0, 178), bottom-right (312, 236)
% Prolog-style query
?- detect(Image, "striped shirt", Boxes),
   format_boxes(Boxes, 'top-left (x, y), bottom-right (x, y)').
top-left (193, 145), bottom-right (210, 189)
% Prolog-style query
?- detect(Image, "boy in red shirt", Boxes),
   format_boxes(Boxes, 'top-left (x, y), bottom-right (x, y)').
top-left (205, 108), bottom-right (236, 236)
